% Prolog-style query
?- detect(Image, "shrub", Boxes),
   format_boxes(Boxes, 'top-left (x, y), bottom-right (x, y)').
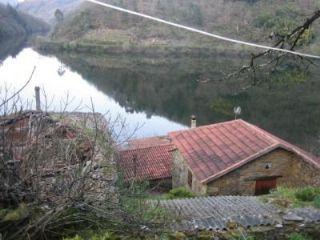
top-left (2, 204), bottom-right (29, 222)
top-left (63, 236), bottom-right (83, 240)
top-left (313, 195), bottom-right (320, 209)
top-left (288, 233), bottom-right (312, 240)
top-left (63, 232), bottom-right (119, 240)
top-left (165, 187), bottom-right (195, 199)
top-left (295, 187), bottom-right (320, 202)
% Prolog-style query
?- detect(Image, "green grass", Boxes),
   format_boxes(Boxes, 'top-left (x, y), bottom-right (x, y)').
top-left (262, 187), bottom-right (320, 208)
top-left (295, 187), bottom-right (320, 202)
top-left (288, 233), bottom-right (313, 240)
top-left (63, 232), bottom-right (119, 240)
top-left (164, 187), bottom-right (195, 200)
top-left (313, 195), bottom-right (320, 208)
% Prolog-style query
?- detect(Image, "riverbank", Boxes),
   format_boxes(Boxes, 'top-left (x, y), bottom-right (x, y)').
top-left (35, 38), bottom-right (251, 58)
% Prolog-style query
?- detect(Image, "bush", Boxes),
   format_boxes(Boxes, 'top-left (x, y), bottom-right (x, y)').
top-left (288, 233), bottom-right (312, 240)
top-left (295, 187), bottom-right (320, 202)
top-left (2, 204), bottom-right (29, 222)
top-left (165, 187), bottom-right (195, 199)
top-left (64, 236), bottom-right (82, 240)
top-left (313, 195), bottom-right (320, 209)
top-left (64, 232), bottom-right (119, 240)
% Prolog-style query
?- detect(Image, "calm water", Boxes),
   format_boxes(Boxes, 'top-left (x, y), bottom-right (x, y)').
top-left (0, 47), bottom-right (186, 139)
top-left (1, 40), bottom-right (320, 154)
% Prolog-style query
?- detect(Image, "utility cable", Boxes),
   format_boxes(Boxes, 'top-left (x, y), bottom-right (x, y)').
top-left (86, 0), bottom-right (320, 59)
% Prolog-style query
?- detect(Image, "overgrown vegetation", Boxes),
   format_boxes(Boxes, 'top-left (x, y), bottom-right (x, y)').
top-left (295, 187), bottom-right (320, 202)
top-left (262, 187), bottom-right (320, 208)
top-left (164, 187), bottom-right (195, 199)
top-left (0, 86), bottom-right (168, 239)
top-left (288, 233), bottom-right (313, 240)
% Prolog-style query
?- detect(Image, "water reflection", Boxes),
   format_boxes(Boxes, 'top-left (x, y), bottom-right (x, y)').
top-left (0, 44), bottom-right (319, 154)
top-left (0, 48), bottom-right (186, 139)
top-left (0, 37), bottom-right (26, 62)
top-left (51, 50), bottom-right (320, 155)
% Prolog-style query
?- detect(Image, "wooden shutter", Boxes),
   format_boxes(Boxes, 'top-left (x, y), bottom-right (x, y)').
top-left (255, 178), bottom-right (277, 195)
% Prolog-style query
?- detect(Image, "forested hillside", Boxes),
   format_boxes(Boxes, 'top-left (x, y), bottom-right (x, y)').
top-left (0, 3), bottom-right (49, 40)
top-left (0, 0), bottom-right (18, 6)
top-left (49, 0), bottom-right (320, 53)
top-left (18, 0), bottom-right (83, 23)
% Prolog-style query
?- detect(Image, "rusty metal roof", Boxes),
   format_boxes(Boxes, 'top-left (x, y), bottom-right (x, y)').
top-left (169, 119), bottom-right (320, 183)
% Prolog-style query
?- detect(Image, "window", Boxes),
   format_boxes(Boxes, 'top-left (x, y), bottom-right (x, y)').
top-left (265, 163), bottom-right (272, 169)
top-left (188, 170), bottom-right (192, 188)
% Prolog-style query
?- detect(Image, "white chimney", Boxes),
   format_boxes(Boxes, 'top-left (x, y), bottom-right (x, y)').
top-left (191, 115), bottom-right (197, 128)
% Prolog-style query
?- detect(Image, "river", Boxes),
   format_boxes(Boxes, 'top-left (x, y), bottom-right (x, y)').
top-left (1, 39), bottom-right (320, 154)
top-left (0, 46), bottom-right (186, 140)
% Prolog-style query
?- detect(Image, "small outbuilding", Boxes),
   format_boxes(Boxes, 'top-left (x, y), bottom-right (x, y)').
top-left (118, 119), bottom-right (320, 196)
top-left (169, 119), bottom-right (320, 195)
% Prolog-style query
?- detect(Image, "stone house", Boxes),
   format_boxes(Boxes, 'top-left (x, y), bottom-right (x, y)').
top-left (119, 119), bottom-right (320, 196)
top-left (169, 120), bottom-right (320, 195)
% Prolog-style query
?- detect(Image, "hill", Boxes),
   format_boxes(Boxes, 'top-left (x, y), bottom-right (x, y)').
top-left (0, 3), bottom-right (50, 40)
top-left (0, 0), bottom-right (18, 6)
top-left (48, 0), bottom-right (320, 54)
top-left (18, 0), bottom-right (83, 23)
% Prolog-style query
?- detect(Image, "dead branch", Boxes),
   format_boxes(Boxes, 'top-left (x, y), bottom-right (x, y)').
top-left (0, 66), bottom-right (36, 109)
top-left (226, 10), bottom-right (320, 83)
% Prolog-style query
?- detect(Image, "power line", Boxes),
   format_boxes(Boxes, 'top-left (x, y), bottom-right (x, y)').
top-left (85, 0), bottom-right (320, 60)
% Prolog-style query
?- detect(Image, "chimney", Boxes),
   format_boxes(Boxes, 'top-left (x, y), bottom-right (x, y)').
top-left (191, 115), bottom-right (197, 128)
top-left (35, 86), bottom-right (41, 111)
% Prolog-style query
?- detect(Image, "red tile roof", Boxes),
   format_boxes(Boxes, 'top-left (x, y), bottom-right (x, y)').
top-left (169, 119), bottom-right (320, 183)
top-left (118, 143), bottom-right (174, 181)
top-left (121, 136), bottom-right (171, 150)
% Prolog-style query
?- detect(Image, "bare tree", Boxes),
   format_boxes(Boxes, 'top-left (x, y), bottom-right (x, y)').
top-left (0, 86), bottom-right (167, 239)
top-left (230, 10), bottom-right (320, 84)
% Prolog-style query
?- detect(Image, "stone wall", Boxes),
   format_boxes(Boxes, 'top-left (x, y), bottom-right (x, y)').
top-left (172, 147), bottom-right (320, 196)
top-left (172, 150), bottom-right (189, 189)
top-left (172, 150), bottom-right (207, 194)
top-left (206, 148), bottom-right (320, 196)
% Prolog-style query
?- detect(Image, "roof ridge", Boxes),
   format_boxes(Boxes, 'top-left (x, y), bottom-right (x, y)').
top-left (235, 120), bottom-right (319, 166)
top-left (120, 142), bottom-right (174, 152)
top-left (169, 119), bottom-right (244, 136)
top-left (237, 120), bottom-right (279, 145)
top-left (239, 120), bottom-right (320, 166)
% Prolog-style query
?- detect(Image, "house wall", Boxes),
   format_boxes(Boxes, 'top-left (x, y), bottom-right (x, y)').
top-left (172, 148), bottom-right (320, 196)
top-left (172, 150), bottom-right (189, 189)
top-left (171, 150), bottom-right (207, 194)
top-left (206, 148), bottom-right (320, 196)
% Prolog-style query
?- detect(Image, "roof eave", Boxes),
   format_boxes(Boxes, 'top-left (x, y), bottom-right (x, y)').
top-left (201, 144), bottom-right (280, 184)
top-left (201, 143), bottom-right (320, 184)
